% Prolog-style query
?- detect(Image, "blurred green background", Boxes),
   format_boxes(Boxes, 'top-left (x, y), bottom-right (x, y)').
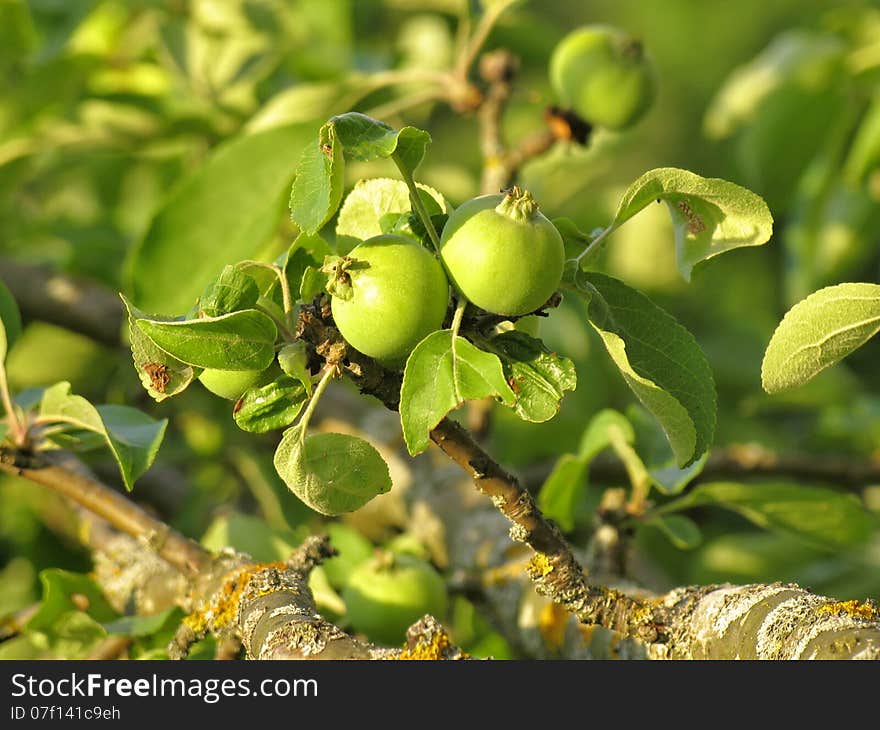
top-left (1, 0), bottom-right (880, 658)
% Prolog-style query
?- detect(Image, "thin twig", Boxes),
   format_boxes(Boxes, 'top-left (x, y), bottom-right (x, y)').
top-left (454, 2), bottom-right (507, 81)
top-left (86, 636), bottom-right (132, 660)
top-left (365, 87), bottom-right (445, 123)
top-left (521, 446), bottom-right (880, 493)
top-left (0, 603), bottom-right (40, 641)
top-left (477, 50), bottom-right (517, 194)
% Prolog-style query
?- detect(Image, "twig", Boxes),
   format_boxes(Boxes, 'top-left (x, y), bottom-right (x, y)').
top-left (475, 55), bottom-right (580, 195)
top-left (454, 2), bottom-right (508, 82)
top-left (0, 448), bottom-right (212, 577)
top-left (428, 418), bottom-right (657, 640)
top-left (366, 87), bottom-right (446, 123)
top-left (521, 446), bottom-right (880, 493)
top-left (0, 603), bottom-right (40, 641)
top-left (477, 50), bottom-right (518, 194)
top-left (86, 636), bottom-right (132, 660)
top-left (697, 444), bottom-right (880, 488)
top-left (0, 258), bottom-right (124, 347)
top-left (11, 450), bottom-right (465, 660)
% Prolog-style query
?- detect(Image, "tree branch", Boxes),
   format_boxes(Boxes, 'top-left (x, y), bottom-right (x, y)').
top-left (3, 448), bottom-right (464, 659)
top-left (653, 583), bottom-right (880, 659)
top-left (0, 258), bottom-right (124, 347)
top-left (0, 448), bottom-right (211, 577)
top-left (477, 50), bottom-right (518, 195)
top-left (297, 302), bottom-right (880, 659)
top-left (429, 418), bottom-right (657, 640)
top-left (169, 535), bottom-right (465, 660)
top-left (521, 445), bottom-right (880, 493)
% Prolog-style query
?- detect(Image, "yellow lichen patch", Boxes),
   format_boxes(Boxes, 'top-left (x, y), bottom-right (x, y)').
top-left (538, 600), bottom-right (569, 651)
top-left (817, 599), bottom-right (879, 621)
top-left (398, 629), bottom-right (465, 660)
top-left (631, 599), bottom-right (658, 625)
top-left (184, 561), bottom-right (286, 635)
top-left (183, 611), bottom-right (208, 635)
top-left (527, 553), bottom-right (553, 579)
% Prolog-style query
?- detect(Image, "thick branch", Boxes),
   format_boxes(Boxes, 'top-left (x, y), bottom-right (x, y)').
top-left (654, 583), bottom-right (880, 659)
top-left (170, 535), bottom-right (465, 660)
top-left (10, 453), bottom-right (464, 660)
top-left (0, 448), bottom-right (211, 577)
top-left (0, 258), bottom-right (124, 347)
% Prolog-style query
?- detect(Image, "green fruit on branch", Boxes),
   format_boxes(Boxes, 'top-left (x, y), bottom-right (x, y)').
top-left (329, 234), bottom-right (449, 367)
top-left (439, 187), bottom-right (564, 316)
top-left (198, 366), bottom-right (271, 400)
top-left (342, 552), bottom-right (448, 646)
top-left (550, 24), bottom-right (656, 130)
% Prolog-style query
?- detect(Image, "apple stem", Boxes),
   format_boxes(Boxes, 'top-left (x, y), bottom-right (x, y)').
top-left (295, 366), bottom-right (336, 441)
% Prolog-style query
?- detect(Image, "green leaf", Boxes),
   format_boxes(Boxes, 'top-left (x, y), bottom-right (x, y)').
top-left (649, 452), bottom-right (708, 496)
top-left (39, 383), bottom-right (167, 491)
top-left (336, 178), bottom-right (446, 247)
top-left (538, 409), bottom-right (634, 532)
top-left (484, 331), bottom-right (577, 423)
top-left (608, 168), bottom-right (773, 280)
top-left (234, 233), bottom-right (330, 316)
top-left (578, 409), bottom-right (635, 461)
top-left (844, 92), bottom-right (880, 184)
top-left (308, 565), bottom-right (347, 617)
top-left (537, 454), bottom-right (587, 533)
top-left (400, 330), bottom-right (516, 456)
top-left (648, 514), bottom-right (702, 550)
top-left (704, 30), bottom-right (844, 140)
top-left (278, 342), bottom-right (313, 395)
top-left (330, 113), bottom-right (431, 173)
top-left (201, 511), bottom-right (303, 562)
top-left (660, 481), bottom-right (875, 550)
top-left (288, 124), bottom-right (345, 235)
top-left (273, 426), bottom-right (392, 515)
top-left (289, 115), bottom-right (432, 237)
top-left (577, 273), bottom-right (716, 467)
top-left (246, 82), bottom-right (351, 134)
top-left (761, 283), bottom-right (880, 394)
top-left (27, 569), bottom-right (118, 631)
top-left (196, 265), bottom-right (260, 318)
top-left (283, 232), bottom-right (332, 299)
top-left (125, 122), bottom-right (314, 314)
top-left (121, 294), bottom-right (197, 402)
top-left (0, 276), bottom-right (22, 356)
top-left (234, 376), bottom-right (308, 433)
top-left (299, 266), bottom-right (329, 301)
top-left (552, 217), bottom-right (598, 261)
top-left (322, 522), bottom-right (374, 589)
top-left (103, 607), bottom-right (184, 638)
top-left (32, 611), bottom-right (108, 659)
top-left (136, 309), bottom-right (277, 371)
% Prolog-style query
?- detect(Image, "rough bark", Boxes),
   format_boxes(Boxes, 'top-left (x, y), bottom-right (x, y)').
top-left (654, 583), bottom-right (880, 660)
